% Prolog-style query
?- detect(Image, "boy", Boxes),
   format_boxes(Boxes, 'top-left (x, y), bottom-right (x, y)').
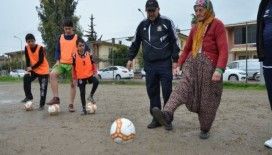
top-left (22, 33), bottom-right (49, 111)
top-left (47, 19), bottom-right (89, 112)
top-left (72, 38), bottom-right (99, 115)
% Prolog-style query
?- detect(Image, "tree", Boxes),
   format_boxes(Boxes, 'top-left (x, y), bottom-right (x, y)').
top-left (36, 0), bottom-right (83, 64)
top-left (85, 14), bottom-right (97, 42)
top-left (108, 45), bottom-right (129, 66)
top-left (136, 47), bottom-right (144, 68)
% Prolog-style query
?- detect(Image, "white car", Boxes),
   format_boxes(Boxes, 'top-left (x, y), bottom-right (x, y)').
top-left (141, 68), bottom-right (146, 78)
top-left (97, 66), bottom-right (134, 80)
top-left (10, 69), bottom-right (26, 78)
top-left (227, 59), bottom-right (260, 80)
top-left (223, 67), bottom-right (246, 82)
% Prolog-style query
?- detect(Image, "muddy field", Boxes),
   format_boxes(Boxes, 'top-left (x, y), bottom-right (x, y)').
top-left (0, 82), bottom-right (271, 155)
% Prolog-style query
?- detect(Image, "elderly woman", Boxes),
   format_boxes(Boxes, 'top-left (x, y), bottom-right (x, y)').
top-left (152, 0), bottom-right (228, 139)
top-left (257, 0), bottom-right (272, 148)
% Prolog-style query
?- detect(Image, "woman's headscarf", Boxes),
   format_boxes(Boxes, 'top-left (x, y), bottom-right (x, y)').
top-left (191, 0), bottom-right (215, 58)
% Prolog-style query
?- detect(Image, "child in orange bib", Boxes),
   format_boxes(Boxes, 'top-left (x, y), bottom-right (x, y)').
top-left (22, 33), bottom-right (49, 111)
top-left (72, 38), bottom-right (99, 115)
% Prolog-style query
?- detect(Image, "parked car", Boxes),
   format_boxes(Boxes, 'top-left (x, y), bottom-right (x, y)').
top-left (10, 69), bottom-right (26, 78)
top-left (141, 68), bottom-right (146, 78)
top-left (97, 66), bottom-right (134, 80)
top-left (227, 59), bottom-right (260, 80)
top-left (223, 67), bottom-right (246, 82)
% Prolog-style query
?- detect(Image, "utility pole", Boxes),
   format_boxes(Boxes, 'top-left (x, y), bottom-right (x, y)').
top-left (112, 38), bottom-right (115, 80)
top-left (245, 22), bottom-right (248, 83)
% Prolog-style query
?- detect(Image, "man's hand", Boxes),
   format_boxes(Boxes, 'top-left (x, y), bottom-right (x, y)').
top-left (172, 62), bottom-right (179, 76)
top-left (212, 71), bottom-right (222, 82)
top-left (126, 60), bottom-right (133, 71)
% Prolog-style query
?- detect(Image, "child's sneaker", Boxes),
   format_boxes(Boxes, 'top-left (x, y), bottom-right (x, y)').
top-left (47, 97), bottom-right (60, 105)
top-left (87, 95), bottom-right (95, 103)
top-left (38, 106), bottom-right (45, 111)
top-left (81, 110), bottom-right (88, 116)
top-left (21, 98), bottom-right (32, 103)
top-left (68, 104), bottom-right (75, 112)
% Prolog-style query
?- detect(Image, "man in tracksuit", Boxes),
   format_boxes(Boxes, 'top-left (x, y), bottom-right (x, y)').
top-left (257, 0), bottom-right (272, 148)
top-left (127, 0), bottom-right (180, 129)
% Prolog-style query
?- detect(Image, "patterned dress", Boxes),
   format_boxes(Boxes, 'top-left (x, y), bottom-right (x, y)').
top-left (164, 53), bottom-right (223, 132)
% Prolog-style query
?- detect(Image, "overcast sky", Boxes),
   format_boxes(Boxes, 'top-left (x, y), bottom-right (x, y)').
top-left (0, 0), bottom-right (260, 55)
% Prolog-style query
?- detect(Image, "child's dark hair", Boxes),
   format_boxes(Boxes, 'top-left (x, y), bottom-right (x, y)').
top-left (25, 33), bottom-right (35, 41)
top-left (76, 37), bottom-right (85, 45)
top-left (63, 18), bottom-right (74, 27)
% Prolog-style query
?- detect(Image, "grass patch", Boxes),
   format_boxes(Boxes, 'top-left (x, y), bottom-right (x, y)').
top-left (223, 82), bottom-right (266, 90)
top-left (0, 76), bottom-right (22, 82)
top-left (100, 80), bottom-right (145, 85)
top-left (99, 80), bottom-right (266, 90)
top-left (0, 76), bottom-right (266, 91)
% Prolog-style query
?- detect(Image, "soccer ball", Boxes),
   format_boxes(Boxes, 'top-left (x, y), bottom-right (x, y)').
top-left (24, 101), bottom-right (33, 111)
top-left (48, 104), bottom-right (60, 115)
top-left (110, 118), bottom-right (136, 144)
top-left (86, 102), bottom-right (97, 114)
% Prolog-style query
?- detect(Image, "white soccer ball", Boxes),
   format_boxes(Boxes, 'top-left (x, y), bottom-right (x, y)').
top-left (86, 102), bottom-right (97, 114)
top-left (24, 101), bottom-right (33, 111)
top-left (48, 104), bottom-right (60, 115)
top-left (110, 118), bottom-right (136, 144)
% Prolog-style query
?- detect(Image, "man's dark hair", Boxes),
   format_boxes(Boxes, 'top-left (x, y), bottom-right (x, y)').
top-left (63, 18), bottom-right (74, 27)
top-left (25, 33), bottom-right (35, 41)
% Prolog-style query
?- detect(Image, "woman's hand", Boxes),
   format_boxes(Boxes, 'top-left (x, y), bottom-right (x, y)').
top-left (212, 71), bottom-right (222, 82)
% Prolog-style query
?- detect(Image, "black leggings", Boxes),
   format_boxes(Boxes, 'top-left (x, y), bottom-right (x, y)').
top-left (23, 72), bottom-right (49, 107)
top-left (78, 76), bottom-right (99, 110)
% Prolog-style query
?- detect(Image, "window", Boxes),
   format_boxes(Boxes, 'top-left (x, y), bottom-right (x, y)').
top-left (247, 25), bottom-right (256, 43)
top-left (234, 27), bottom-right (246, 44)
top-left (104, 68), bottom-right (109, 71)
top-left (228, 62), bottom-right (238, 69)
top-left (109, 67), bottom-right (118, 71)
top-left (234, 24), bottom-right (256, 44)
top-left (238, 56), bottom-right (246, 60)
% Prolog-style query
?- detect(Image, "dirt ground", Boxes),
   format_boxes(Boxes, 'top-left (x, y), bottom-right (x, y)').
top-left (0, 82), bottom-right (272, 155)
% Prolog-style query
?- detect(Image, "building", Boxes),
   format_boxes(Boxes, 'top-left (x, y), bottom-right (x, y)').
top-left (5, 50), bottom-right (25, 62)
top-left (4, 50), bottom-right (25, 69)
top-left (0, 55), bottom-right (7, 66)
top-left (225, 20), bottom-right (257, 63)
top-left (91, 41), bottom-right (125, 69)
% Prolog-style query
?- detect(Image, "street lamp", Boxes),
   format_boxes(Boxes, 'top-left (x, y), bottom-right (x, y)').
top-left (13, 35), bottom-right (23, 69)
top-left (138, 8), bottom-right (146, 18)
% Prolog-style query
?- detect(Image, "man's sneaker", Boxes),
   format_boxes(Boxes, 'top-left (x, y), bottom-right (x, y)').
top-left (264, 138), bottom-right (272, 148)
top-left (68, 104), bottom-right (75, 112)
top-left (147, 119), bottom-right (162, 129)
top-left (21, 98), bottom-right (32, 103)
top-left (152, 107), bottom-right (173, 131)
top-left (199, 131), bottom-right (210, 140)
top-left (46, 97), bottom-right (60, 105)
top-left (38, 106), bottom-right (45, 111)
top-left (87, 95), bottom-right (95, 103)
